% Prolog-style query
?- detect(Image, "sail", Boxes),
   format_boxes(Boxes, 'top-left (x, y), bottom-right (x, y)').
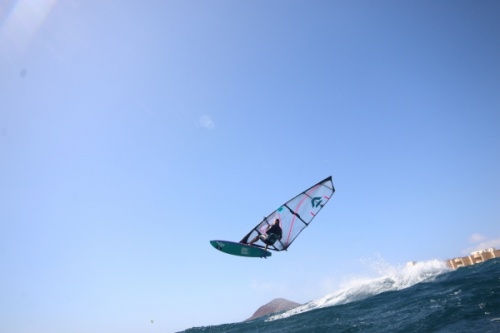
top-left (240, 176), bottom-right (335, 251)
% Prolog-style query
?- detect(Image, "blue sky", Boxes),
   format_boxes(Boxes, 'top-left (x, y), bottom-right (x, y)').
top-left (1, 1), bottom-right (499, 332)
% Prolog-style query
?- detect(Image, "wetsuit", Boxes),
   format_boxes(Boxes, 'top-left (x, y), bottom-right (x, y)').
top-left (261, 224), bottom-right (282, 245)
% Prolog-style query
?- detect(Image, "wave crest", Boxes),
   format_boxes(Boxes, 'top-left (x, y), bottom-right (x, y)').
top-left (268, 259), bottom-right (449, 321)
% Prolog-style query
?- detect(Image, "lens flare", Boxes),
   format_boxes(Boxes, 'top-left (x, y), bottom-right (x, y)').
top-left (0, 0), bottom-right (57, 52)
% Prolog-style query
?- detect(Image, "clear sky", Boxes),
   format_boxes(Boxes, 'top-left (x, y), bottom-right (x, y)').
top-left (1, 1), bottom-right (499, 332)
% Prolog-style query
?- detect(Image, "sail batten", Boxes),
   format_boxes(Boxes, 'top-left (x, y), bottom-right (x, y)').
top-left (240, 176), bottom-right (335, 252)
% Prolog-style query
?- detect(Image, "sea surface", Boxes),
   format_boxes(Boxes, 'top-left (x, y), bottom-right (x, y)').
top-left (180, 258), bottom-right (500, 333)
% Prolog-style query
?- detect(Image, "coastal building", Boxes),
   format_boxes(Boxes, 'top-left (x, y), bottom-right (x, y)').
top-left (446, 247), bottom-right (500, 270)
top-left (406, 248), bottom-right (500, 270)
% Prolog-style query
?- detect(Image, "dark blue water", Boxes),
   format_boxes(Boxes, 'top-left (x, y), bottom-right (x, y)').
top-left (180, 258), bottom-right (500, 332)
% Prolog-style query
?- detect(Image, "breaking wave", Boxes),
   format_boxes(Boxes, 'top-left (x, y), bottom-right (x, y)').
top-left (268, 259), bottom-right (450, 321)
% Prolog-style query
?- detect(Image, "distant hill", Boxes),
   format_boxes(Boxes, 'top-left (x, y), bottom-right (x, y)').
top-left (245, 298), bottom-right (301, 321)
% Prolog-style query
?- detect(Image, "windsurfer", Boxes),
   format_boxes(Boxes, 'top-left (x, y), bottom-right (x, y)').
top-left (248, 218), bottom-right (283, 250)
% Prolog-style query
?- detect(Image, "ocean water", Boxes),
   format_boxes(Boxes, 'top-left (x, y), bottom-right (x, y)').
top-left (180, 258), bottom-right (500, 333)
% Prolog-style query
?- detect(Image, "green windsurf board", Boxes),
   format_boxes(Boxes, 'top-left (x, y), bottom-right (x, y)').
top-left (210, 240), bottom-right (272, 258)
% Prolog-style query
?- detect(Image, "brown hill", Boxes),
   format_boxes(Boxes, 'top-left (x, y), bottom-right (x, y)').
top-left (245, 298), bottom-right (301, 321)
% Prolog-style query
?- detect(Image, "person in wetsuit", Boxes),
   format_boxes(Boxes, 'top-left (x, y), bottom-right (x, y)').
top-left (248, 218), bottom-right (283, 250)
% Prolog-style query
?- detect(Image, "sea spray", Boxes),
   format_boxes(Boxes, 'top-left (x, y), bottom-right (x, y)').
top-left (268, 259), bottom-right (450, 321)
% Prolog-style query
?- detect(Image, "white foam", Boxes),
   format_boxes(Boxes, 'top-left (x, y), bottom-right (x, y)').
top-left (268, 259), bottom-right (449, 321)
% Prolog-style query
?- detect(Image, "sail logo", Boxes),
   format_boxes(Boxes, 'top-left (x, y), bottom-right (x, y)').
top-left (311, 197), bottom-right (323, 208)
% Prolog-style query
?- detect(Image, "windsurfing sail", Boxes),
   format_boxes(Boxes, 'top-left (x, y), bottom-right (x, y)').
top-left (240, 176), bottom-right (335, 251)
